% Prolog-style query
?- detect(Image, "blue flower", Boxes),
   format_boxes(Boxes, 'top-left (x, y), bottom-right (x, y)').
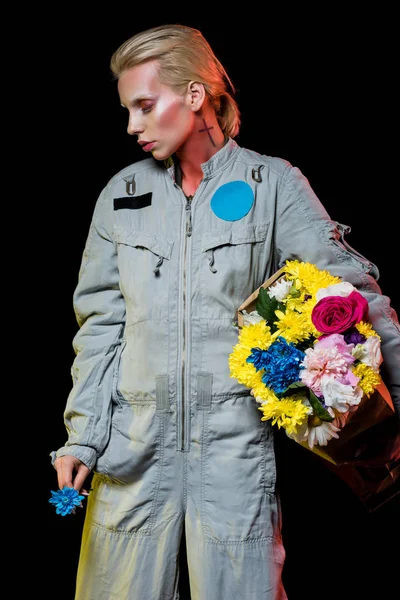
top-left (246, 348), bottom-right (270, 371)
top-left (248, 337), bottom-right (305, 394)
top-left (49, 486), bottom-right (86, 516)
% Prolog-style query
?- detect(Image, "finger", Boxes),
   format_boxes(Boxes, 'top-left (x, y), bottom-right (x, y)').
top-left (73, 465), bottom-right (90, 492)
top-left (55, 457), bottom-right (74, 489)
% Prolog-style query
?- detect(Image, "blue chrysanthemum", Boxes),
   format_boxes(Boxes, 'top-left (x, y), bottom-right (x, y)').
top-left (248, 337), bottom-right (305, 394)
top-left (246, 348), bottom-right (270, 371)
top-left (49, 486), bottom-right (85, 516)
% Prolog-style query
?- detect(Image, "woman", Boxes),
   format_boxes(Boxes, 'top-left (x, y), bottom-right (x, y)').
top-left (52, 24), bottom-right (400, 600)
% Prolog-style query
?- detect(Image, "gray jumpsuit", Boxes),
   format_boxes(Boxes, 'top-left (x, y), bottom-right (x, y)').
top-left (52, 139), bottom-right (400, 599)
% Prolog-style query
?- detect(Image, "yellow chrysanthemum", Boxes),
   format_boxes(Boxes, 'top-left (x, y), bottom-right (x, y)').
top-left (285, 295), bottom-right (309, 311)
top-left (355, 321), bottom-right (380, 340)
top-left (352, 363), bottom-right (382, 397)
top-left (284, 260), bottom-right (341, 297)
top-left (258, 395), bottom-right (310, 434)
top-left (238, 321), bottom-right (273, 352)
top-left (228, 344), bottom-right (263, 388)
top-left (252, 379), bottom-right (277, 401)
top-left (272, 307), bottom-right (314, 344)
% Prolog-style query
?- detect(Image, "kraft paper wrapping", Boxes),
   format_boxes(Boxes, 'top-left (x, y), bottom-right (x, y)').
top-left (236, 270), bottom-right (398, 470)
top-left (298, 381), bottom-right (395, 466)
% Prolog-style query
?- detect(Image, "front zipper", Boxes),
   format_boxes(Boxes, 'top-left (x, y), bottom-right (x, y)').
top-left (180, 195), bottom-right (193, 451)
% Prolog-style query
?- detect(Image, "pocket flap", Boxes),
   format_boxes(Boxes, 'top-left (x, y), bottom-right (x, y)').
top-left (114, 226), bottom-right (174, 260)
top-left (201, 221), bottom-right (269, 252)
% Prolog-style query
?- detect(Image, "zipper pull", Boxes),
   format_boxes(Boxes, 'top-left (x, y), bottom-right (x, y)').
top-left (185, 196), bottom-right (192, 237)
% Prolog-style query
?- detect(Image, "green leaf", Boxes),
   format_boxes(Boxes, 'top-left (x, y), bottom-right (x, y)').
top-left (286, 381), bottom-right (307, 392)
top-left (277, 382), bottom-right (307, 398)
top-left (256, 287), bottom-right (283, 330)
top-left (308, 390), bottom-right (333, 422)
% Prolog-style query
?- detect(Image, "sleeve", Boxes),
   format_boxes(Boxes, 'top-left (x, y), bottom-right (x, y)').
top-left (51, 184), bottom-right (126, 471)
top-left (274, 164), bottom-right (400, 421)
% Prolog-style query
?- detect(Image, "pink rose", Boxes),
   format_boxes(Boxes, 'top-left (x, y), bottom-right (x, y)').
top-left (311, 290), bottom-right (368, 334)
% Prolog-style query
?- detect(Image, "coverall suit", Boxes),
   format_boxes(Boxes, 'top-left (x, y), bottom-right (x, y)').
top-left (52, 139), bottom-right (400, 600)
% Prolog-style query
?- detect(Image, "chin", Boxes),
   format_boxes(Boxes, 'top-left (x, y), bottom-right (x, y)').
top-left (150, 149), bottom-right (169, 161)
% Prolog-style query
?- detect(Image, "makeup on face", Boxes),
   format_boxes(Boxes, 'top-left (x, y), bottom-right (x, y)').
top-left (118, 61), bottom-right (195, 160)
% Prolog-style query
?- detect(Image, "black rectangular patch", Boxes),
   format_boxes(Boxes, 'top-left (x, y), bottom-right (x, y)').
top-left (114, 193), bottom-right (152, 210)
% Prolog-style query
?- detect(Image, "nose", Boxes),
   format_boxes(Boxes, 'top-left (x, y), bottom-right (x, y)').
top-left (127, 112), bottom-right (144, 136)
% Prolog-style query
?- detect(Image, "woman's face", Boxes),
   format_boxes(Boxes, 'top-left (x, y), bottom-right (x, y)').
top-left (118, 60), bottom-right (196, 161)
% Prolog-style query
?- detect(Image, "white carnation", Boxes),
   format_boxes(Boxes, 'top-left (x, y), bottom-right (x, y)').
top-left (352, 336), bottom-right (383, 372)
top-left (267, 278), bottom-right (292, 301)
top-left (321, 377), bottom-right (363, 412)
top-left (241, 310), bottom-right (264, 325)
top-left (316, 281), bottom-right (356, 302)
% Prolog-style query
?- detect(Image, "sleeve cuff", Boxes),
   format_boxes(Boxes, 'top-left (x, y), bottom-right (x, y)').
top-left (49, 445), bottom-right (97, 471)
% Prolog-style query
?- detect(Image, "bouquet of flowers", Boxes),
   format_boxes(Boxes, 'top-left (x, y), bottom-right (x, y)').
top-left (229, 260), bottom-right (395, 463)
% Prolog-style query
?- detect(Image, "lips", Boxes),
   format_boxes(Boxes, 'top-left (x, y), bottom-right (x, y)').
top-left (140, 142), bottom-right (155, 152)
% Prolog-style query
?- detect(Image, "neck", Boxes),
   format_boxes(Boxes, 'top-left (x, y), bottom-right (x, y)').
top-left (176, 108), bottom-right (226, 197)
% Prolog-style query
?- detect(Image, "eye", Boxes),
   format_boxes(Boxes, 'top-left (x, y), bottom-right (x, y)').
top-left (140, 101), bottom-right (153, 114)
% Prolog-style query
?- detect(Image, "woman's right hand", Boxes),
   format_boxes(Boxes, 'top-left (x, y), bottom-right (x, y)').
top-left (54, 455), bottom-right (91, 493)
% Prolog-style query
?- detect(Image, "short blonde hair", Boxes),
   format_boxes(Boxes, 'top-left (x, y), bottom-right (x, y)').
top-left (110, 24), bottom-right (241, 138)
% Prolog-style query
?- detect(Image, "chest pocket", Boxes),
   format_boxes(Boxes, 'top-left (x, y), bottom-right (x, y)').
top-left (201, 221), bottom-right (269, 273)
top-left (114, 226), bottom-right (174, 322)
top-left (200, 221), bottom-right (270, 317)
top-left (115, 226), bottom-right (174, 275)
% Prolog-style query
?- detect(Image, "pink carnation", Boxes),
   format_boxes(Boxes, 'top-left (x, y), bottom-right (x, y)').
top-left (300, 334), bottom-right (358, 396)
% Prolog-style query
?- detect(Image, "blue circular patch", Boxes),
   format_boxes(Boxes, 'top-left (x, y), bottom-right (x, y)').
top-left (210, 181), bottom-right (254, 221)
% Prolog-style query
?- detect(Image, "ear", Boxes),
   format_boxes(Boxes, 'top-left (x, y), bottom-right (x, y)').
top-left (186, 81), bottom-right (206, 112)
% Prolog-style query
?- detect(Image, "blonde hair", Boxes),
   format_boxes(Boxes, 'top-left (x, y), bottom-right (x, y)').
top-left (110, 24), bottom-right (241, 138)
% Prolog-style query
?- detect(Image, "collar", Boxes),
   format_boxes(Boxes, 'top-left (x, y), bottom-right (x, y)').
top-left (165, 137), bottom-right (240, 183)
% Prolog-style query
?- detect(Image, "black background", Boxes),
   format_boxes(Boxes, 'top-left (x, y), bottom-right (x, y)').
top-left (42, 9), bottom-right (399, 600)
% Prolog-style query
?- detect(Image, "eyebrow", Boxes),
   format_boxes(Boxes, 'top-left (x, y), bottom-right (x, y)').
top-left (121, 94), bottom-right (155, 108)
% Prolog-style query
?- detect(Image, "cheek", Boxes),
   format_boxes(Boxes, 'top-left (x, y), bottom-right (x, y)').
top-left (157, 101), bottom-right (191, 132)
